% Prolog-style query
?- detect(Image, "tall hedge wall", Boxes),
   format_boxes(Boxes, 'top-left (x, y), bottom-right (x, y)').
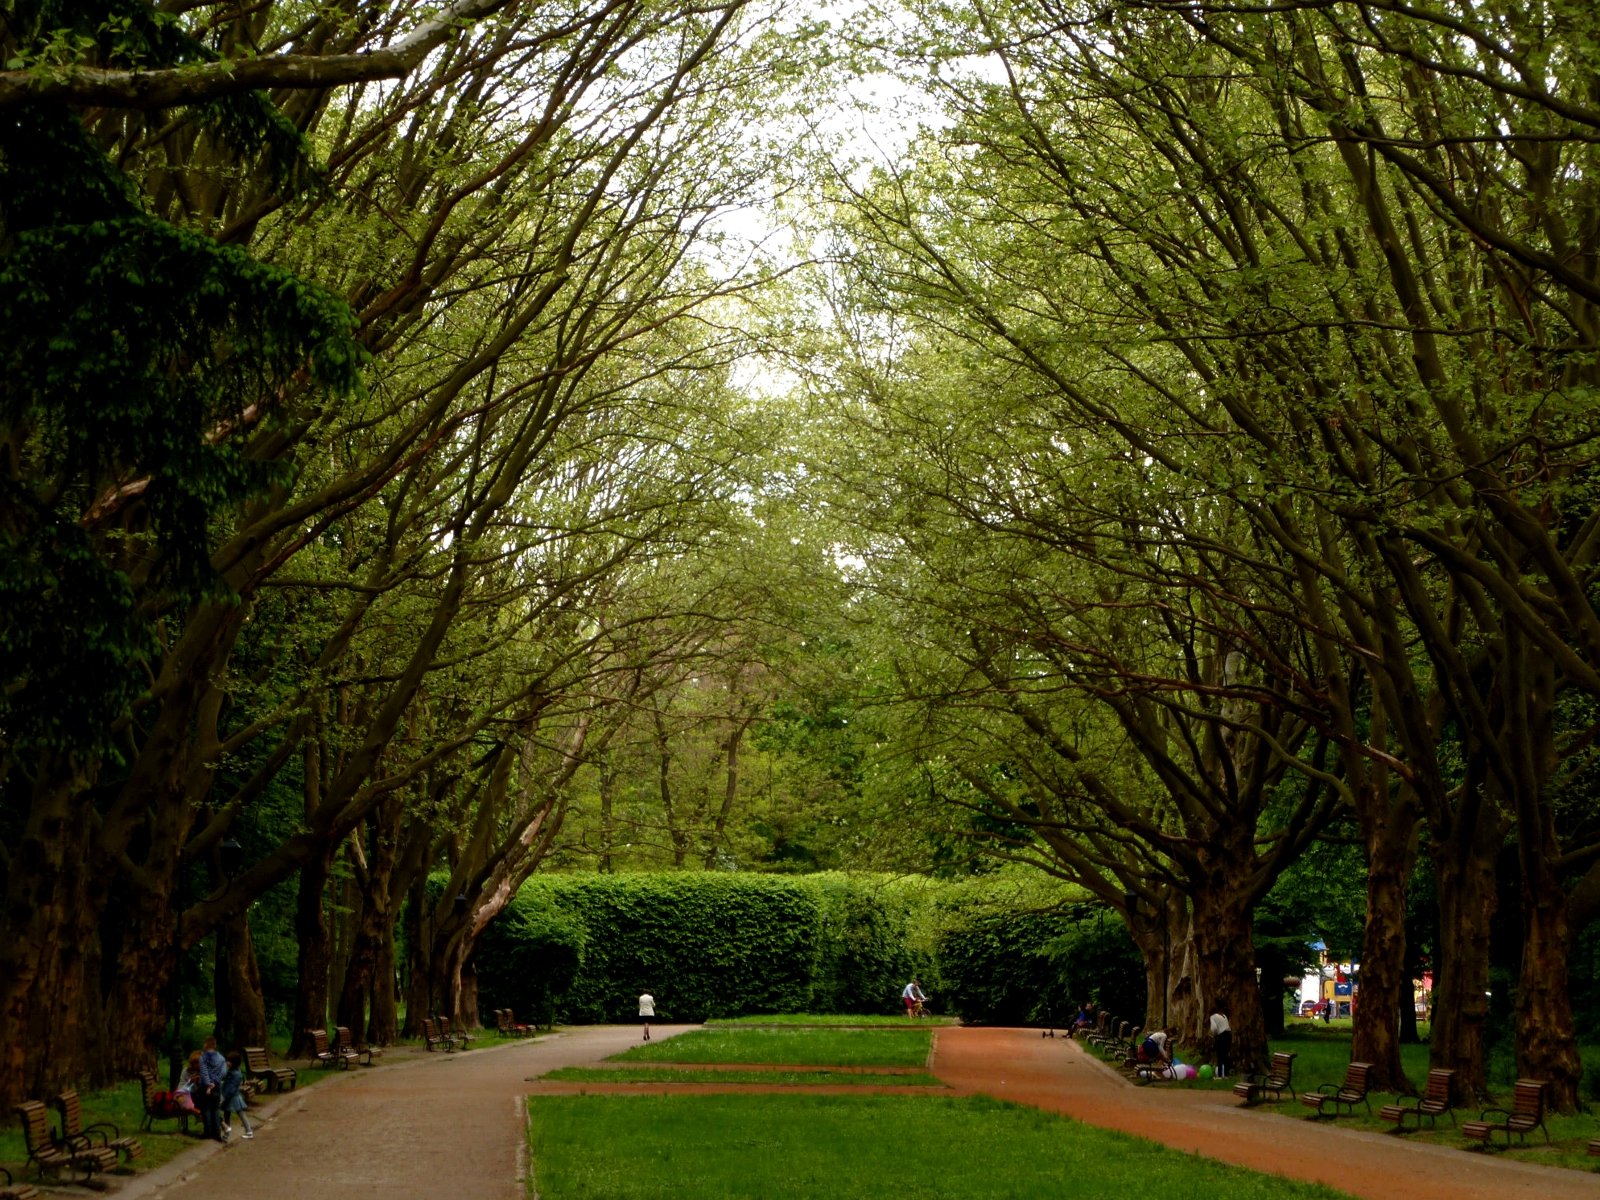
top-left (472, 870), bottom-right (1127, 1025)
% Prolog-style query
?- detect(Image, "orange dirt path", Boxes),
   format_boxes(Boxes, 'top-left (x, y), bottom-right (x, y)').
top-left (932, 1027), bottom-right (1596, 1200)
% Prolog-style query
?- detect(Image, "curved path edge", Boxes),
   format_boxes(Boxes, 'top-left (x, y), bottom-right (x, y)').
top-left (931, 1027), bottom-right (1597, 1200)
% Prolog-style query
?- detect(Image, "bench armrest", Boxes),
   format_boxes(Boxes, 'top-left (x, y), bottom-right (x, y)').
top-left (1476, 1107), bottom-right (1509, 1122)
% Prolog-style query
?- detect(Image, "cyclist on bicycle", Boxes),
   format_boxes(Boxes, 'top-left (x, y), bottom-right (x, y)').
top-left (902, 978), bottom-right (928, 1018)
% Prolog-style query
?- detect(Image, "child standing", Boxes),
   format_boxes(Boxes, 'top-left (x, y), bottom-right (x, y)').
top-left (221, 1052), bottom-right (254, 1139)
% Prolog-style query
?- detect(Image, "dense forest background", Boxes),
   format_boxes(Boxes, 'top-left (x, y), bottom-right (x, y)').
top-left (4, 0), bottom-right (1600, 1115)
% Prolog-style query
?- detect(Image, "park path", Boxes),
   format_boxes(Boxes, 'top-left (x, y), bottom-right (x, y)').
top-left (118, 1025), bottom-right (695, 1200)
top-left (114, 1023), bottom-right (1600, 1199)
top-left (934, 1027), bottom-right (1599, 1200)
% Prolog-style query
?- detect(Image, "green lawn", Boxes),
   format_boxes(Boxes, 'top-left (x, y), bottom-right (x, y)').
top-left (541, 1066), bottom-right (944, 1086)
top-left (705, 1013), bottom-right (957, 1027)
top-left (614, 1027), bottom-right (932, 1068)
top-left (527, 1093), bottom-right (1356, 1199)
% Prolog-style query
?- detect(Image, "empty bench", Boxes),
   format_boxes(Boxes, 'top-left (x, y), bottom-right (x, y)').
top-left (1233, 1051), bottom-right (1296, 1104)
top-left (1462, 1079), bottom-right (1549, 1146)
top-left (1301, 1062), bottom-right (1372, 1117)
top-left (1379, 1068), bottom-right (1455, 1131)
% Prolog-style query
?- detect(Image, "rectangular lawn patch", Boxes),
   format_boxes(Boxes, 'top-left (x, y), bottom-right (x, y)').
top-left (541, 1067), bottom-right (942, 1086)
top-left (527, 1093), bottom-right (1354, 1199)
top-left (613, 1027), bottom-right (931, 1068)
top-left (705, 1013), bottom-right (955, 1027)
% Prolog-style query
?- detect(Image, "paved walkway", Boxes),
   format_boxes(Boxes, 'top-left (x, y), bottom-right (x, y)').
top-left (113, 1024), bottom-right (1598, 1199)
top-left (119, 1026), bottom-right (697, 1200)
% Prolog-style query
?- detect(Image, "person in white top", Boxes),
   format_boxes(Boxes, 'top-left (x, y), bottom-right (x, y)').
top-left (638, 992), bottom-right (655, 1041)
top-left (902, 979), bottom-right (927, 1018)
top-left (1208, 1006), bottom-right (1232, 1078)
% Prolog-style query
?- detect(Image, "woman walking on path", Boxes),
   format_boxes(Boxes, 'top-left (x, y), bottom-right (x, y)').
top-left (638, 991), bottom-right (655, 1040)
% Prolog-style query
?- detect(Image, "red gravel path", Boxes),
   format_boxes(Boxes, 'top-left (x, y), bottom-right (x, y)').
top-left (933, 1027), bottom-right (1598, 1200)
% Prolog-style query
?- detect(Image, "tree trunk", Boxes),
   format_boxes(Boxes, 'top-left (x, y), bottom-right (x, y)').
top-left (0, 761), bottom-right (97, 1107)
top-left (215, 911), bottom-right (268, 1048)
top-left (1350, 802), bottom-right (1416, 1092)
top-left (598, 755), bottom-right (616, 873)
top-left (1516, 834), bottom-right (1583, 1111)
top-left (371, 925), bottom-right (398, 1044)
top-left (1430, 828), bottom-right (1500, 1102)
top-left (290, 848), bottom-right (334, 1056)
top-left (1186, 885), bottom-right (1267, 1074)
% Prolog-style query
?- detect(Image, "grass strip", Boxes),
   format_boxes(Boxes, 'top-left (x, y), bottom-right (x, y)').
top-left (541, 1067), bottom-right (944, 1086)
top-left (706, 1013), bottom-right (956, 1028)
top-left (527, 1093), bottom-right (1355, 1199)
top-left (614, 1027), bottom-right (930, 1068)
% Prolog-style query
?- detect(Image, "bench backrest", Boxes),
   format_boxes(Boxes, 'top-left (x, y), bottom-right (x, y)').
top-left (1510, 1079), bottom-right (1547, 1128)
top-left (423, 1018), bottom-right (442, 1039)
top-left (54, 1090), bottom-right (86, 1137)
top-left (1421, 1068), bottom-right (1455, 1110)
top-left (138, 1070), bottom-right (160, 1105)
top-left (334, 1026), bottom-right (355, 1050)
top-left (309, 1028), bottom-right (330, 1054)
top-left (1266, 1051), bottom-right (1295, 1085)
top-left (14, 1100), bottom-right (54, 1153)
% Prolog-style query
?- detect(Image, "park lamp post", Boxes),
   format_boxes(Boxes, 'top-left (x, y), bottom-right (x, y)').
top-left (1124, 890), bottom-right (1170, 1030)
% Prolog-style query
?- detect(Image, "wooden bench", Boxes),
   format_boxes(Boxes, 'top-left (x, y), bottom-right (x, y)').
top-left (1088, 1013), bottom-right (1119, 1050)
top-left (54, 1090), bottom-right (143, 1166)
top-left (422, 1017), bottom-right (455, 1052)
top-left (1462, 1079), bottom-right (1549, 1146)
top-left (1301, 1062), bottom-right (1373, 1117)
top-left (334, 1026), bottom-right (384, 1066)
top-left (306, 1028), bottom-right (359, 1069)
top-left (1379, 1068), bottom-right (1456, 1131)
top-left (14, 1100), bottom-right (115, 1183)
top-left (1234, 1051), bottom-right (1296, 1104)
top-left (244, 1046), bottom-right (298, 1092)
top-left (137, 1068), bottom-right (190, 1133)
top-left (439, 1016), bottom-right (475, 1050)
top-left (1587, 1137), bottom-right (1599, 1157)
top-left (0, 1165), bottom-right (39, 1200)
top-left (1133, 1055), bottom-right (1173, 1084)
top-left (1116, 1026), bottom-right (1144, 1068)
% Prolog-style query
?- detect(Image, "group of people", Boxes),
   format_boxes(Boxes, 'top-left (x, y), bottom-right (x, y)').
top-left (172, 1037), bottom-right (255, 1142)
top-left (1072, 1001), bottom-right (1233, 1079)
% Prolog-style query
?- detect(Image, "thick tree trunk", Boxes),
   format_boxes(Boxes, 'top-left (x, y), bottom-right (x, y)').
top-left (290, 848), bottom-right (334, 1056)
top-left (1430, 831), bottom-right (1499, 1102)
top-left (1516, 841), bottom-right (1583, 1111)
top-left (1187, 885), bottom-right (1266, 1074)
top-left (95, 864), bottom-right (179, 1084)
top-left (0, 762), bottom-right (97, 1107)
top-left (1350, 805), bottom-right (1416, 1092)
top-left (371, 926), bottom-right (398, 1044)
top-left (216, 911), bottom-right (269, 1048)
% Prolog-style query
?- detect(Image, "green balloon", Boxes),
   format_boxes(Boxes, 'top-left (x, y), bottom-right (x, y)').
top-left (1198, 1065), bottom-right (1214, 1080)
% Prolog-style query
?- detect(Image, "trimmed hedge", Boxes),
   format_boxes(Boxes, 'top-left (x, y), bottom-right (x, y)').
top-left (476, 873), bottom-right (937, 1023)
top-left (473, 870), bottom-right (1124, 1026)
